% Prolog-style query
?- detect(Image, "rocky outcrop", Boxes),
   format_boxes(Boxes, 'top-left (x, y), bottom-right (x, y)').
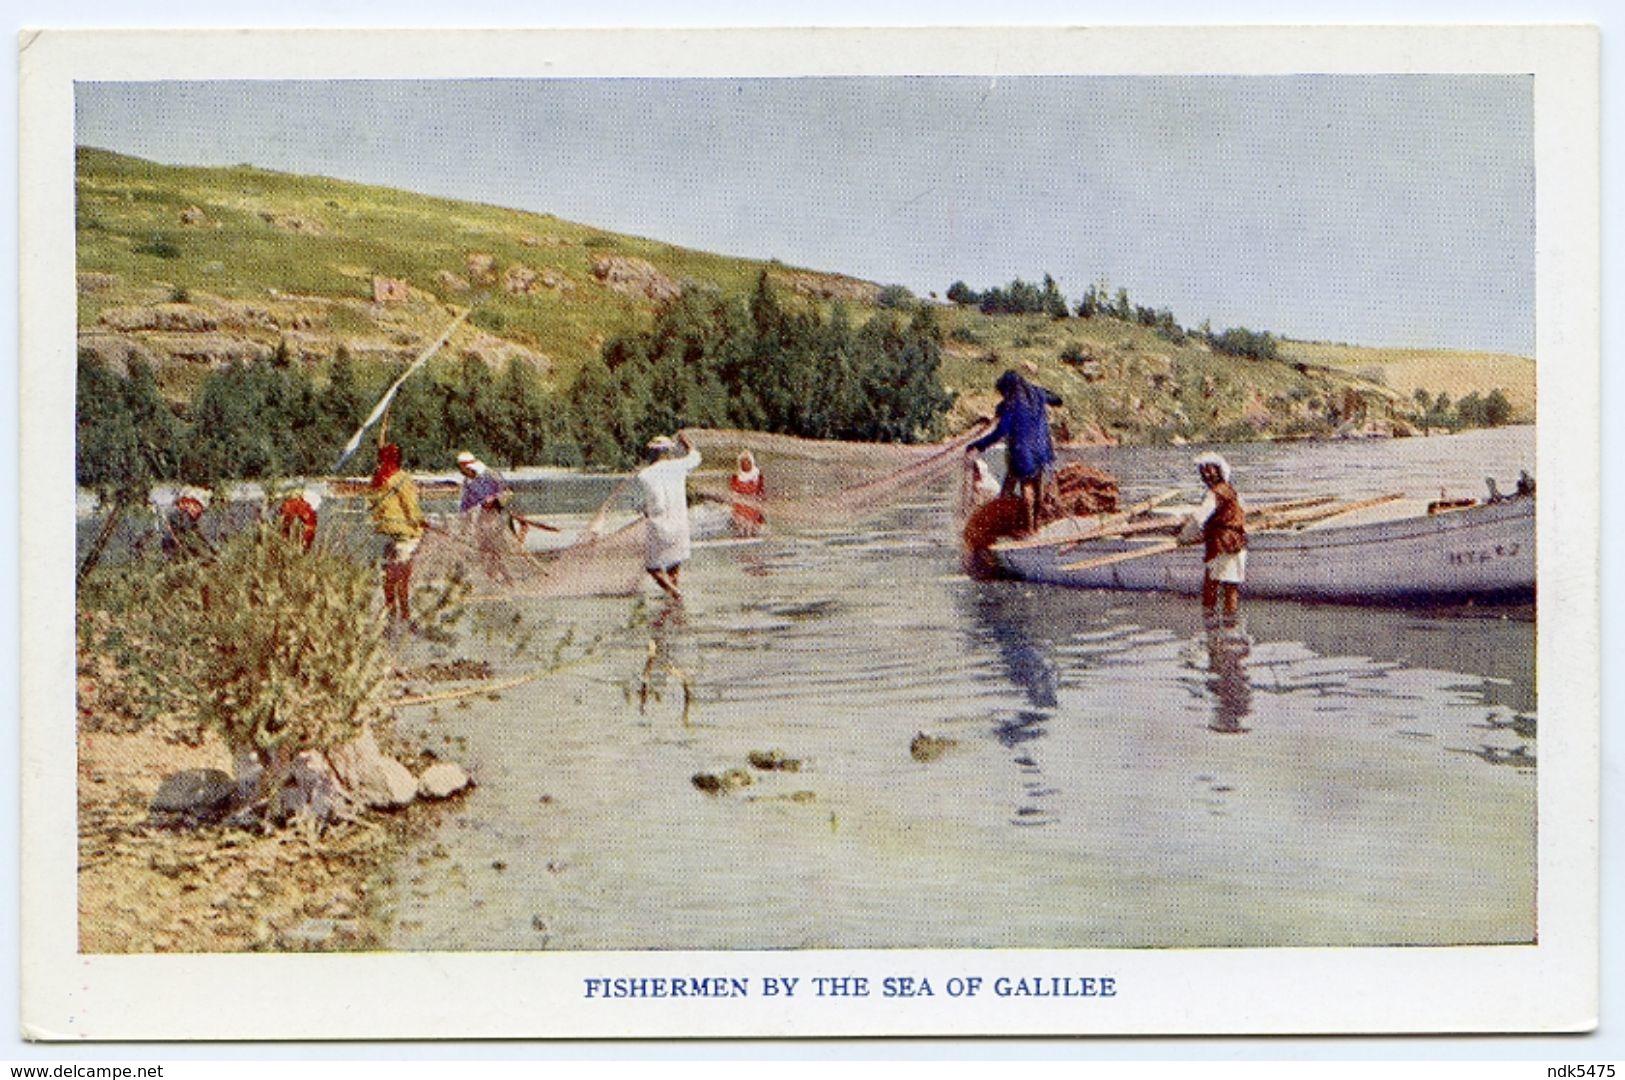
top-left (465, 252), bottom-right (498, 285)
top-left (258, 210), bottom-right (323, 236)
top-left (459, 333), bottom-right (550, 373)
top-left (99, 304), bottom-right (219, 333)
top-left (77, 272), bottom-right (120, 294)
top-left (504, 264), bottom-right (538, 294)
top-left (590, 255), bottom-right (680, 303)
top-left (146, 333), bottom-right (275, 367)
top-left (77, 333), bottom-right (162, 375)
top-left (779, 271), bottom-right (881, 305)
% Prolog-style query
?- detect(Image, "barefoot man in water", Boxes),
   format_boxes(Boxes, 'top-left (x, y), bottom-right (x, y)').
top-left (637, 432), bottom-right (702, 601)
top-left (1180, 451), bottom-right (1247, 619)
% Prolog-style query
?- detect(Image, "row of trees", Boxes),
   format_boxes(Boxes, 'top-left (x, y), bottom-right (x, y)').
top-left (948, 274), bottom-right (1277, 359)
top-left (563, 274), bottom-right (952, 467)
top-left (77, 273), bottom-right (955, 490)
top-left (1409, 388), bottom-right (1516, 432)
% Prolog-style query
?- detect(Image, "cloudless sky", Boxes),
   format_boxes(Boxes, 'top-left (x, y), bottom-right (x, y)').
top-left (77, 75), bottom-right (1534, 354)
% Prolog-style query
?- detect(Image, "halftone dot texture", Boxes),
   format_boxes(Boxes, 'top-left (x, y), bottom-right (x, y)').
top-left (78, 74), bottom-right (1534, 354)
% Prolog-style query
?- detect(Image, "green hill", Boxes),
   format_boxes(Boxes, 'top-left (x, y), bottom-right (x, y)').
top-left (75, 146), bottom-right (1534, 448)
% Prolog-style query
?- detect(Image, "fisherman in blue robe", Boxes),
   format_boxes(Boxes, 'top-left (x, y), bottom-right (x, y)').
top-left (965, 369), bottom-right (1064, 535)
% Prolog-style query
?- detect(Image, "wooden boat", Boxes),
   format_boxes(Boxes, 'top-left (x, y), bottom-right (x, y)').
top-left (990, 495), bottom-right (1534, 605)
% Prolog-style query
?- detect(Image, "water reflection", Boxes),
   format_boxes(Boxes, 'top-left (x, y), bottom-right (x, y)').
top-left (1200, 618), bottom-right (1253, 734)
top-left (961, 579), bottom-right (1537, 827)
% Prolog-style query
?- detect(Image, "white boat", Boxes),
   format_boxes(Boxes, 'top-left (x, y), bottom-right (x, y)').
top-left (990, 496), bottom-right (1535, 605)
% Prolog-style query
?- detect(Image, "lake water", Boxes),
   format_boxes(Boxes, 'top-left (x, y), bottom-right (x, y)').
top-left (369, 426), bottom-right (1537, 951)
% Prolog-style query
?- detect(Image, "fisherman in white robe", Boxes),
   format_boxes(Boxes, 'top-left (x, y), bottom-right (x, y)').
top-left (636, 432), bottom-right (702, 601)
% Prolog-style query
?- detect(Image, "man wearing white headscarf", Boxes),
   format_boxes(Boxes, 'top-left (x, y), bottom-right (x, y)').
top-left (636, 432), bottom-right (703, 600)
top-left (1180, 452), bottom-right (1247, 617)
top-left (456, 451), bottom-right (515, 580)
top-left (456, 451), bottom-right (509, 513)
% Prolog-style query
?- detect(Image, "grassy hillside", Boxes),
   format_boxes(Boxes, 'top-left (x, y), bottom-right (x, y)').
top-left (76, 147), bottom-right (875, 393)
top-left (76, 146), bottom-right (1534, 445)
top-left (1279, 341), bottom-right (1536, 421)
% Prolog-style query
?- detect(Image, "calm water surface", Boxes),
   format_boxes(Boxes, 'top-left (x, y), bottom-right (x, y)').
top-left (362, 429), bottom-right (1539, 949)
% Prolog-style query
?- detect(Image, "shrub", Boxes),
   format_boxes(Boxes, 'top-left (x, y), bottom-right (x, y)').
top-left (472, 307), bottom-right (508, 334)
top-left (133, 233), bottom-right (182, 259)
top-left (876, 284), bottom-right (916, 310)
top-left (89, 525), bottom-right (393, 770)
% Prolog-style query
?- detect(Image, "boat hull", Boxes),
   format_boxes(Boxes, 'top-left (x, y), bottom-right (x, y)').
top-left (993, 497), bottom-right (1535, 605)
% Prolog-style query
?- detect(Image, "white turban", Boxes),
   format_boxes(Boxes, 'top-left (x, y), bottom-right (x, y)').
top-left (1193, 452), bottom-right (1232, 482)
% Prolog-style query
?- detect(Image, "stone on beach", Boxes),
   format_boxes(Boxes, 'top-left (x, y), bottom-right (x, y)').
top-left (910, 733), bottom-right (959, 764)
top-left (692, 768), bottom-right (754, 795)
top-left (274, 750), bottom-right (353, 823)
top-left (418, 762), bottom-right (474, 800)
top-left (327, 726), bottom-right (419, 809)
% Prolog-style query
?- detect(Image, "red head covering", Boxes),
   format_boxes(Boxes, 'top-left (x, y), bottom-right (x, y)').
top-left (372, 443), bottom-right (403, 488)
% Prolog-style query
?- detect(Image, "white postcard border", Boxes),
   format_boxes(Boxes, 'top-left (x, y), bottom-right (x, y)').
top-left (19, 25), bottom-right (1601, 1040)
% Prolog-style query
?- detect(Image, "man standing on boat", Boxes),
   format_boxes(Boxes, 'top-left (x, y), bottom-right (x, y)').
top-left (965, 369), bottom-right (1064, 535)
top-left (637, 431), bottom-right (703, 601)
top-left (1181, 452), bottom-right (1247, 619)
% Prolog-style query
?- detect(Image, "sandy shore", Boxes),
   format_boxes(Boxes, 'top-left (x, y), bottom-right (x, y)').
top-left (75, 650), bottom-right (466, 954)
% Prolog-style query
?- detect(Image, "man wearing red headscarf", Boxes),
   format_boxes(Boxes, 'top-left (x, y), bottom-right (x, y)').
top-left (367, 444), bottom-right (428, 621)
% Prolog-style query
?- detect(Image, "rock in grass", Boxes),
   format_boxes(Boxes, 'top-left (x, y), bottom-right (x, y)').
top-left (418, 762), bottom-right (474, 800)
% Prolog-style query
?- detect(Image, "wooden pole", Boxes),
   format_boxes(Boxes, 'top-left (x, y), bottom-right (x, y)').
top-left (1250, 492), bottom-right (1405, 532)
top-left (1058, 539), bottom-right (1180, 573)
top-left (76, 495), bottom-right (130, 583)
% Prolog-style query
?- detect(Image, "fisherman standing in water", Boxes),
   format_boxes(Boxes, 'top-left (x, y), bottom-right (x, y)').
top-left (456, 451), bottom-right (515, 580)
top-left (368, 443), bottom-right (429, 623)
top-left (728, 449), bottom-right (765, 538)
top-left (637, 432), bottom-right (703, 601)
top-left (1180, 451), bottom-right (1247, 620)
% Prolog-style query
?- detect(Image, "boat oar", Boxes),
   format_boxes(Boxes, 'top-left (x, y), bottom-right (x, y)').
top-left (1059, 539), bottom-right (1181, 572)
top-left (1246, 495), bottom-right (1339, 517)
top-left (1252, 492), bottom-right (1405, 531)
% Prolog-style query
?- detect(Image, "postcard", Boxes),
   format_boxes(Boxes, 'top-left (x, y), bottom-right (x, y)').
top-left (19, 25), bottom-right (1599, 1039)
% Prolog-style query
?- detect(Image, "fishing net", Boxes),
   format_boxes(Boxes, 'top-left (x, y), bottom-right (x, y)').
top-left (412, 512), bottom-right (647, 600)
top-left (683, 425), bottom-right (991, 532)
top-left (397, 425), bottom-right (996, 600)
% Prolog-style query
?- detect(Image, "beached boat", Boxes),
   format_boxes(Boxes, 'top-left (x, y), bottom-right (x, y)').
top-left (990, 495), bottom-right (1534, 605)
